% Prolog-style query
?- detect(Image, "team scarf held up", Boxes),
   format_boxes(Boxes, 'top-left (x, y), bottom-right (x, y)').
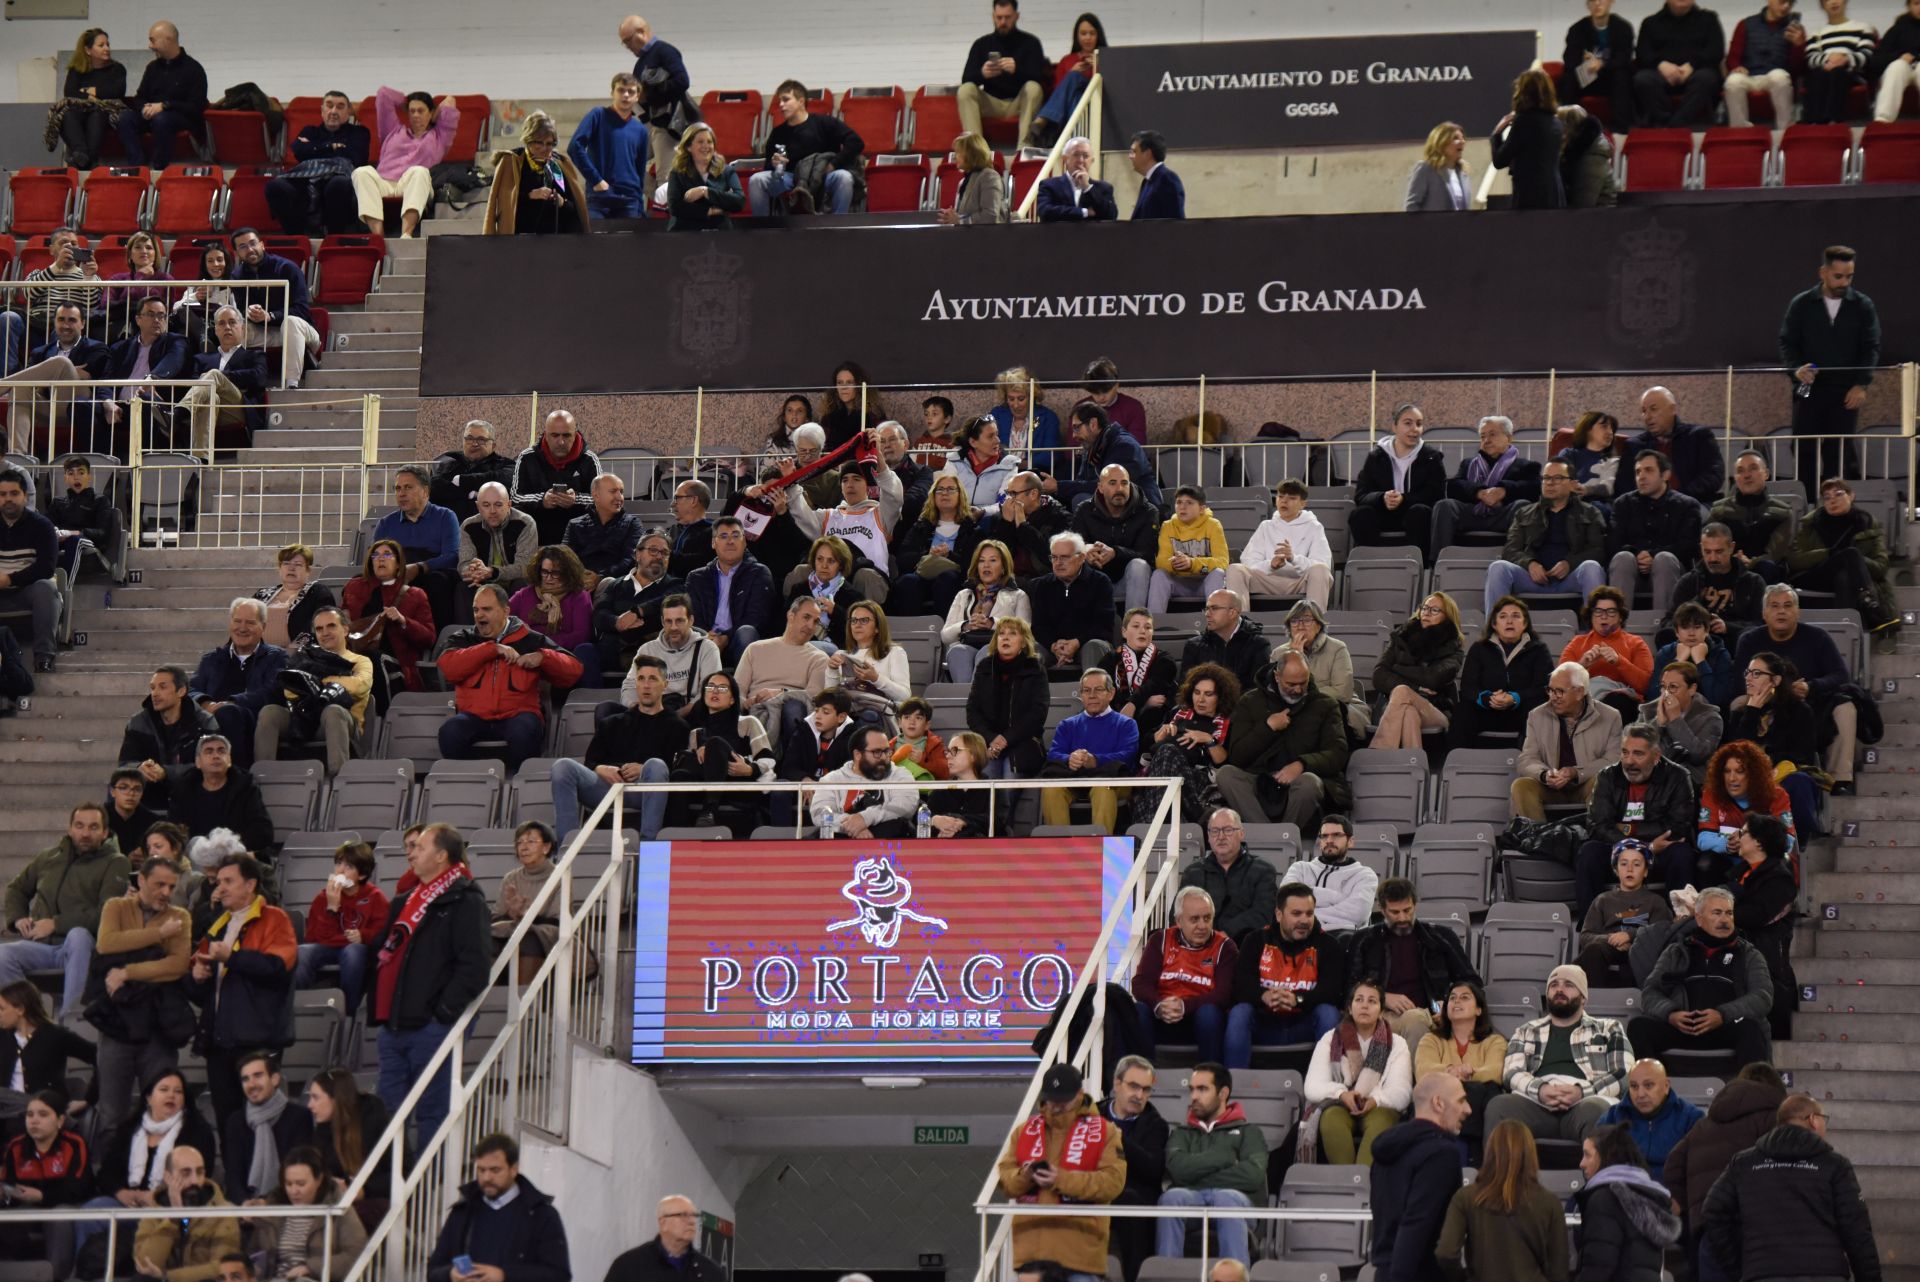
top-left (373, 862), bottom-right (473, 1021)
top-left (734, 431), bottom-right (880, 539)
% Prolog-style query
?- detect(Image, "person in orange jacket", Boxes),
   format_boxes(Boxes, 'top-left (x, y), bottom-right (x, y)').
top-left (188, 851), bottom-right (297, 1152)
top-left (436, 583), bottom-right (584, 770)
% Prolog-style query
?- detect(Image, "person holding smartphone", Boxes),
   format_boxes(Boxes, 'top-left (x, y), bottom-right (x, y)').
top-left (994, 1064), bottom-right (1126, 1282)
top-left (426, 1134), bottom-right (572, 1282)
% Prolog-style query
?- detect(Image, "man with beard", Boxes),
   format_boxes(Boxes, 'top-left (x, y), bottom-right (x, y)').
top-left (1573, 725), bottom-right (1697, 917)
top-left (994, 1063), bottom-right (1127, 1281)
top-left (1665, 523), bottom-right (1768, 645)
top-left (430, 420), bottom-right (517, 523)
top-left (1069, 463), bottom-right (1160, 612)
top-left (1213, 654), bottom-right (1350, 831)
top-left (1281, 814), bottom-right (1380, 931)
top-left (1346, 878), bottom-right (1479, 1042)
top-left (132, 1147), bottom-right (240, 1281)
top-left (597, 529), bottom-right (683, 671)
top-left (1485, 964), bottom-right (1631, 1142)
top-left (1608, 450), bottom-right (1705, 620)
top-left (0, 802), bottom-right (129, 1018)
top-left (230, 227), bottom-right (321, 389)
top-left (634, 593), bottom-right (721, 711)
top-left (809, 725), bottom-right (917, 839)
top-left (219, 1051), bottom-right (313, 1200)
top-left (1099, 1056), bottom-right (1168, 1282)
top-left (1049, 402), bottom-right (1162, 510)
top-left (1629, 886), bottom-right (1774, 1070)
top-left (1155, 1063), bottom-right (1266, 1267)
top-left (1224, 882), bottom-right (1346, 1068)
top-left (1707, 451), bottom-right (1795, 579)
top-left (121, 665), bottom-right (219, 809)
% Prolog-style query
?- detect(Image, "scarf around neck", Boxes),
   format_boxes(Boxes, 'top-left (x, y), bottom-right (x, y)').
top-left (246, 1089), bottom-right (291, 1198)
top-left (130, 1109), bottom-right (185, 1190)
top-left (1330, 1017), bottom-right (1393, 1099)
top-left (1466, 447), bottom-right (1521, 513)
top-left (539, 431), bottom-right (584, 471)
top-left (1116, 643), bottom-right (1157, 693)
top-left (374, 862), bottom-right (473, 1022)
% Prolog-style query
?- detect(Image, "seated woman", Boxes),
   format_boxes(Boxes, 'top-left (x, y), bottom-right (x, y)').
top-left (788, 535), bottom-right (865, 653)
top-left (1636, 660), bottom-right (1723, 788)
top-left (928, 731), bottom-right (995, 838)
top-left (343, 538), bottom-right (436, 694)
top-left (941, 539), bottom-right (1030, 683)
top-left (1414, 980), bottom-right (1510, 1155)
top-left (103, 231), bottom-right (175, 339)
top-left (990, 365), bottom-right (1062, 476)
top-left (825, 600), bottom-right (912, 724)
top-left (1370, 591), bottom-right (1465, 750)
top-left (1728, 812), bottom-right (1800, 1042)
top-left (172, 243), bottom-right (240, 348)
top-left (1101, 608), bottom-right (1179, 741)
top-left (890, 472), bottom-right (984, 618)
top-left (1562, 586), bottom-right (1651, 723)
top-left (509, 544), bottom-right (598, 677)
top-left (0, 982), bottom-right (93, 1122)
top-left (305, 1067), bottom-right (390, 1214)
top-left (483, 110), bottom-right (591, 236)
top-left (354, 87), bottom-right (460, 238)
top-left (74, 1067), bottom-right (215, 1272)
top-left (942, 414), bottom-right (1022, 515)
top-left (1274, 599), bottom-right (1370, 740)
top-left (1451, 595), bottom-right (1552, 750)
top-left (50, 28), bottom-right (126, 171)
top-left (0, 1090), bottom-right (91, 1277)
top-left (965, 617), bottom-right (1049, 780)
top-left (292, 840), bottom-right (388, 1014)
top-left (242, 1147), bottom-right (368, 1279)
top-left (1785, 476), bottom-right (1900, 633)
top-left (1148, 485), bottom-right (1230, 613)
top-left (491, 821), bottom-right (562, 985)
top-left (1133, 661), bottom-right (1238, 825)
top-left (253, 542), bottom-right (338, 649)
top-left (1724, 652), bottom-right (1824, 841)
top-left (665, 122), bottom-right (745, 231)
top-left (1653, 602), bottom-right (1735, 709)
top-left (1304, 978), bottom-right (1413, 1166)
top-left (1574, 839), bottom-right (1672, 990)
top-left (1030, 13), bottom-right (1106, 149)
top-left (669, 672), bottom-right (775, 830)
top-left (1698, 739), bottom-right (1798, 884)
top-left (1554, 411), bottom-right (1624, 506)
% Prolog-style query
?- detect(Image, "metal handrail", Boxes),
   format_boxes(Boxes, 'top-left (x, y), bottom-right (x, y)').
top-left (1014, 73), bottom-right (1104, 222)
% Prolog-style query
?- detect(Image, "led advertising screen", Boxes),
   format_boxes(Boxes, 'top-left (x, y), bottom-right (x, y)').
top-left (631, 838), bottom-right (1136, 1063)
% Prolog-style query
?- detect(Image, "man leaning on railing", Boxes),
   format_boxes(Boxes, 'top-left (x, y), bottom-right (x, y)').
top-left (995, 1064), bottom-right (1126, 1282)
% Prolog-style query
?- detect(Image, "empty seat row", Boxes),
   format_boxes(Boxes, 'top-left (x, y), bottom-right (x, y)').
top-left (1619, 121), bottom-right (1920, 190)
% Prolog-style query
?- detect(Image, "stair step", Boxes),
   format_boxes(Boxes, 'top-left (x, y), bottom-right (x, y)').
top-left (1812, 905), bottom-right (1920, 930)
top-left (272, 388), bottom-right (420, 410)
top-left (304, 368), bottom-right (418, 391)
top-left (323, 349), bottom-right (421, 371)
top-left (1859, 1165), bottom-right (1920, 1199)
top-left (363, 292), bottom-right (426, 314)
top-left (334, 330), bottom-right (423, 352)
top-left (1832, 845), bottom-right (1914, 873)
top-left (1814, 1128), bottom-right (1920, 1165)
top-left (1825, 796), bottom-right (1920, 821)
top-left (1807, 872), bottom-right (1920, 903)
top-left (326, 309), bottom-right (423, 335)
top-left (1813, 930), bottom-right (1920, 958)
top-left (1791, 1012), bottom-right (1920, 1042)
top-left (1777, 1043), bottom-right (1920, 1073)
top-left (1813, 1102), bottom-right (1920, 1131)
top-left (375, 272), bottom-right (424, 292)
top-left (1797, 984), bottom-right (1920, 1013)
top-left (70, 627), bottom-right (223, 654)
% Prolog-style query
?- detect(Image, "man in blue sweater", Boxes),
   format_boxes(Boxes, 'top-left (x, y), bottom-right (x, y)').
top-left (1599, 1059), bottom-right (1703, 1176)
top-left (1734, 583), bottom-right (1862, 793)
top-left (0, 469), bottom-right (60, 672)
top-left (569, 73), bottom-right (652, 220)
top-left (426, 1134), bottom-right (572, 1282)
top-left (1039, 668), bottom-right (1140, 832)
top-left (375, 464), bottom-right (462, 631)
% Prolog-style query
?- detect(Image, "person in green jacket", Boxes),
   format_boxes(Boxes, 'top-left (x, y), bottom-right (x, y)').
top-left (1435, 1118), bottom-right (1571, 1281)
top-left (1785, 476), bottom-right (1899, 634)
top-left (1155, 1062), bottom-right (1269, 1266)
top-left (0, 802), bottom-right (130, 1018)
top-left (1212, 655), bottom-right (1353, 832)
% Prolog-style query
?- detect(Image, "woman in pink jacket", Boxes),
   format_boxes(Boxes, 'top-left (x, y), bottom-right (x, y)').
top-left (351, 86), bottom-right (459, 238)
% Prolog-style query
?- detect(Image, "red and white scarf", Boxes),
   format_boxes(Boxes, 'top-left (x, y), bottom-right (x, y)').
top-left (373, 863), bottom-right (471, 1022)
top-left (1114, 643), bottom-right (1157, 696)
top-left (1014, 1109), bottom-right (1108, 1201)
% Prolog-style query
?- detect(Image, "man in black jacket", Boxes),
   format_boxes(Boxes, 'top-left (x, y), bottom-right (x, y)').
top-left (1101, 1054), bottom-right (1170, 1282)
top-left (595, 532), bottom-right (683, 673)
top-left (372, 822), bottom-right (491, 1149)
top-left (266, 90), bottom-right (372, 235)
top-left (1704, 1094), bottom-right (1882, 1282)
top-left (685, 518), bottom-right (775, 664)
top-left (1370, 1074), bottom-right (1472, 1282)
top-left (1709, 450), bottom-right (1796, 577)
top-left (121, 664), bottom-right (219, 808)
top-left (604, 1194), bottom-right (726, 1281)
top-left (1627, 886), bottom-right (1773, 1070)
top-left (1573, 725), bottom-right (1698, 916)
top-left (1179, 593), bottom-right (1269, 700)
top-left (1070, 465), bottom-right (1160, 613)
top-left (1029, 532), bottom-right (1115, 677)
top-left (1664, 523), bottom-right (1768, 643)
top-left (1179, 810), bottom-right (1280, 943)
top-left (665, 478), bottom-right (716, 578)
top-left (1225, 881), bottom-right (1347, 1068)
top-left (430, 420), bottom-right (518, 523)
top-left (220, 1051), bottom-right (313, 1200)
top-left (513, 410), bottom-right (604, 544)
top-left (1430, 415), bottom-right (1544, 554)
top-left (427, 1133), bottom-right (574, 1282)
top-left (1347, 878), bottom-right (1480, 1041)
top-left (563, 473), bottom-right (644, 591)
top-left (1634, 0), bottom-right (1728, 126)
top-left (189, 596), bottom-right (289, 770)
top-left (958, 0), bottom-right (1050, 148)
top-left (167, 735), bottom-right (276, 856)
top-left (116, 21), bottom-right (208, 168)
top-left (1613, 387), bottom-right (1725, 506)
top-left (988, 471), bottom-right (1073, 584)
top-left (550, 655), bottom-right (688, 842)
top-left (1608, 450), bottom-right (1705, 619)
top-left (1779, 245), bottom-right (1882, 501)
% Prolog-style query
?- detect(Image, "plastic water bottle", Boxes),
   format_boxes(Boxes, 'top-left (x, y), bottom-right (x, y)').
top-left (916, 802), bottom-right (932, 840)
top-left (812, 801), bottom-right (838, 839)
top-left (1796, 364), bottom-right (1816, 399)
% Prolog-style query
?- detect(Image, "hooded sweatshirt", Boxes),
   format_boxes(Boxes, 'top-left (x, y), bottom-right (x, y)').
top-left (1156, 508), bottom-right (1230, 575)
top-left (1237, 507), bottom-right (1332, 578)
top-left (1164, 1100), bottom-right (1267, 1203)
top-left (1576, 1164), bottom-right (1681, 1282)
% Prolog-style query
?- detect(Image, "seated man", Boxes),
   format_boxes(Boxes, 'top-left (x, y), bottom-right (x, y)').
top-left (374, 463), bottom-right (462, 631)
top-left (1573, 724), bottom-right (1699, 917)
top-left (432, 420), bottom-right (520, 524)
top-left (458, 481), bottom-right (540, 601)
top-left (751, 80), bottom-right (864, 215)
top-left (116, 21), bottom-right (208, 168)
top-left (352, 88), bottom-right (459, 238)
top-left (634, 593), bottom-right (721, 710)
top-left (994, 1063), bottom-right (1126, 1282)
top-left (1596, 1058), bottom-right (1705, 1175)
top-left (1432, 415), bottom-right (1544, 552)
top-left (1068, 463), bottom-right (1160, 613)
top-left (1347, 877), bottom-right (1481, 1041)
top-left (598, 531), bottom-right (683, 677)
top-left (1029, 532), bottom-right (1116, 678)
top-left (1048, 402), bottom-right (1162, 511)
top-left (231, 227), bottom-right (322, 390)
top-left (97, 294), bottom-right (193, 447)
top-left (1722, 1), bottom-right (1807, 127)
top-left (1614, 387), bottom-right (1725, 507)
top-left (788, 456), bottom-right (904, 595)
top-left (513, 410), bottom-right (604, 545)
top-left (1574, 838), bottom-right (1674, 990)
top-left (1039, 669), bottom-right (1141, 832)
top-left (734, 596), bottom-right (830, 746)
top-left (1036, 136), bottom-right (1119, 222)
top-left (1485, 964), bottom-right (1630, 1142)
top-left (1155, 1062), bottom-right (1267, 1268)
top-left (1213, 654), bottom-right (1351, 832)
top-left (959, 1), bottom-right (1050, 147)
top-left (1224, 478), bottom-right (1334, 612)
top-left (1, 303), bottom-right (109, 443)
top-left (0, 468), bottom-right (62, 674)
top-left (1629, 886), bottom-right (1775, 1069)
top-left (1281, 814), bottom-right (1381, 932)
top-left (4, 231), bottom-right (96, 377)
top-left (437, 584), bottom-right (584, 770)
top-left (987, 471), bottom-right (1073, 585)
top-left (1709, 449), bottom-right (1796, 581)
top-left (1666, 522), bottom-right (1768, 650)
top-left (809, 725), bottom-right (918, 839)
top-left (425, 1134), bottom-right (573, 1282)
top-left (563, 473), bottom-right (644, 594)
top-left (1179, 589), bottom-right (1270, 695)
top-left (130, 1148), bottom-right (240, 1281)
top-left (219, 1051), bottom-right (313, 1201)
top-left (664, 478), bottom-right (716, 578)
top-left (166, 734), bottom-right (275, 854)
top-left (551, 656), bottom-right (688, 841)
top-left (1225, 882), bottom-right (1347, 1067)
top-left (1181, 809), bottom-right (1281, 943)
top-left (1512, 661), bottom-right (1624, 818)
top-left (1732, 584), bottom-right (1859, 794)
top-left (188, 598), bottom-right (289, 768)
top-left (1608, 450), bottom-right (1704, 620)
top-left (876, 420), bottom-right (935, 541)
top-left (1483, 460), bottom-right (1607, 615)
top-left (253, 606), bottom-right (372, 778)
top-left (567, 73), bottom-right (650, 221)
top-left (182, 305), bottom-right (271, 450)
top-left (1133, 886), bottom-right (1237, 1062)
top-left (104, 767), bottom-right (160, 853)
top-left (1149, 485), bottom-right (1230, 613)
top-left (686, 516), bottom-right (776, 665)
top-left (1634, 0), bottom-right (1729, 127)
top-left (0, 802), bottom-right (128, 1018)
top-left (267, 90), bottom-right (373, 235)
top-left (778, 688), bottom-right (857, 786)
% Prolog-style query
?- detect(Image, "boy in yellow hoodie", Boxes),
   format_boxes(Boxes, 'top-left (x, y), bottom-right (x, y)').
top-left (1150, 485), bottom-right (1230, 613)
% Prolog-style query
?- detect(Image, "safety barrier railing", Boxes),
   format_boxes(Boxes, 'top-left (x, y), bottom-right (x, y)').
top-left (1014, 72), bottom-right (1104, 222)
top-left (1, 277), bottom-right (294, 385)
top-left (8, 1201), bottom-right (362, 1282)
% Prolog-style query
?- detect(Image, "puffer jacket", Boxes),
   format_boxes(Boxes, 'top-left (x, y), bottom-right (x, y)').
top-left (994, 1095), bottom-right (1128, 1276)
top-left (1639, 924), bottom-right (1773, 1031)
top-left (1372, 619), bottom-right (1464, 715)
top-left (1180, 616), bottom-right (1270, 695)
top-left (1704, 1123), bottom-right (1882, 1282)
top-left (437, 616), bottom-right (584, 722)
top-left (1709, 489), bottom-right (1796, 563)
top-left (1575, 1166), bottom-right (1681, 1282)
top-left (1661, 1077), bottom-right (1787, 1223)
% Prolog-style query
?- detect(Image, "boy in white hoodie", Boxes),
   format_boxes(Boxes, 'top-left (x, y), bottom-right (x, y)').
top-left (1223, 479), bottom-right (1333, 609)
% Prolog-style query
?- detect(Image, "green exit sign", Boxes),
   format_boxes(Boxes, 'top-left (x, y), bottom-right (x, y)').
top-left (914, 1125), bottom-right (970, 1145)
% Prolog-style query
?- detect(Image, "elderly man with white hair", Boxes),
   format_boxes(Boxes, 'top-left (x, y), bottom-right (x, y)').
top-left (1130, 884), bottom-right (1237, 1064)
top-left (603, 1193), bottom-right (726, 1280)
top-left (1036, 137), bottom-right (1120, 222)
top-left (181, 304), bottom-right (271, 451)
top-left (187, 598), bottom-right (290, 768)
top-left (1430, 414), bottom-right (1544, 554)
top-left (1510, 660), bottom-right (1624, 819)
top-left (1612, 385), bottom-right (1725, 506)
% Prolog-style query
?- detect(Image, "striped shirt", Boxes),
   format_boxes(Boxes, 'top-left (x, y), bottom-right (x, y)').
top-left (1808, 19), bottom-right (1879, 70)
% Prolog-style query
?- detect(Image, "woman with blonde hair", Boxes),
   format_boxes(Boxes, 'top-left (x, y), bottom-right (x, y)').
top-left (941, 539), bottom-right (1030, 682)
top-left (51, 27), bottom-right (125, 170)
top-left (105, 232), bottom-right (175, 333)
top-left (1435, 1120), bottom-right (1570, 1281)
top-left (966, 616), bottom-right (1049, 778)
top-left (482, 110), bottom-right (591, 235)
top-left (1405, 120), bottom-right (1472, 211)
top-left (990, 365), bottom-right (1063, 473)
top-left (667, 121), bottom-right (745, 230)
top-left (891, 472), bottom-right (985, 616)
top-left (939, 132), bottom-right (1009, 225)
top-left (1369, 591), bottom-right (1465, 749)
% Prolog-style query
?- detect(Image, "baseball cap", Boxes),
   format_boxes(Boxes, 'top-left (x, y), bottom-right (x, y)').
top-left (1039, 1064), bottom-right (1084, 1104)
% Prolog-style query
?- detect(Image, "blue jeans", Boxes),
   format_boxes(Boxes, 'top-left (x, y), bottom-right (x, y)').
top-left (1137, 999), bottom-right (1227, 1065)
top-left (718, 624), bottom-right (760, 666)
top-left (1223, 999), bottom-right (1341, 1067)
top-left (0, 927), bottom-right (94, 1018)
top-left (117, 107), bottom-right (201, 168)
top-left (552, 756), bottom-right (668, 841)
top-left (379, 1020), bottom-right (455, 1149)
top-left (1038, 70), bottom-right (1090, 126)
top-left (748, 167), bottom-right (854, 215)
top-left (295, 942), bottom-right (372, 1011)
top-left (587, 188), bottom-right (645, 219)
top-left (1155, 1187), bottom-right (1251, 1264)
top-left (1483, 558), bottom-right (1606, 615)
top-left (438, 710), bottom-right (545, 771)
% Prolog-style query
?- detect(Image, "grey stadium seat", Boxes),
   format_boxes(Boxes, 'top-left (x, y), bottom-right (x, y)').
top-left (377, 692), bottom-right (458, 770)
top-left (1478, 902), bottom-right (1574, 986)
top-left (325, 758), bottom-right (414, 833)
top-left (286, 989), bottom-right (348, 1081)
top-left (1276, 1164), bottom-right (1370, 1265)
top-left (510, 758), bottom-right (559, 827)
top-left (1409, 831), bottom-right (1494, 911)
top-left (1340, 547), bottom-right (1420, 617)
top-left (251, 759), bottom-right (324, 835)
top-left (1432, 748), bottom-right (1520, 825)
top-left (1346, 749), bottom-right (1428, 837)
top-left (419, 759), bottom-right (506, 829)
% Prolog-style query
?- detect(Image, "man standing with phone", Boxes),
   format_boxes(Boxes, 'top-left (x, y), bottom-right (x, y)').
top-left (995, 1064), bottom-right (1127, 1282)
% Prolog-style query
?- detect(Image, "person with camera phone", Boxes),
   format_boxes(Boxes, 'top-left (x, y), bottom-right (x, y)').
top-left (253, 607), bottom-right (372, 779)
top-left (995, 1064), bottom-right (1126, 1280)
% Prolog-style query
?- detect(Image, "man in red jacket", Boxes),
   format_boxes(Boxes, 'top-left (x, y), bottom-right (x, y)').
top-left (188, 853), bottom-right (297, 1153)
top-left (1130, 884), bottom-right (1237, 1065)
top-left (436, 584), bottom-right (583, 769)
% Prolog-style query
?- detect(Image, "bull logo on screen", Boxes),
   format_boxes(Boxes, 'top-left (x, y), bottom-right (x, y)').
top-left (826, 857), bottom-right (949, 949)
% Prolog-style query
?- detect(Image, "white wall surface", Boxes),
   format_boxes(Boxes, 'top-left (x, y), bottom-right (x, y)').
top-left (7, 0), bottom-right (1703, 104)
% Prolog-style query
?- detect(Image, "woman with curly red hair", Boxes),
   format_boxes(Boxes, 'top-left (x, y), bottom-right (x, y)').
top-left (1697, 740), bottom-right (1798, 883)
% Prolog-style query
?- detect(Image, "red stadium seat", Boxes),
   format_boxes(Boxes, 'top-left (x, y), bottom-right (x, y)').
top-left (1009, 155), bottom-right (1046, 209)
top-left (308, 304), bottom-right (330, 352)
top-left (6, 168), bottom-right (79, 235)
top-left (203, 109), bottom-right (275, 164)
top-left (864, 154), bottom-right (929, 213)
top-left (170, 235), bottom-right (227, 275)
top-left (699, 90), bottom-right (765, 161)
top-left (314, 232), bottom-right (386, 304)
top-left (357, 95), bottom-right (387, 166)
top-left (225, 168), bottom-right (277, 232)
top-left (0, 234), bottom-right (14, 278)
top-left (839, 86), bottom-right (906, 153)
top-left (1777, 123), bottom-right (1852, 185)
top-left (1698, 127), bottom-right (1771, 188)
top-left (150, 166), bottom-right (224, 236)
top-left (909, 85), bottom-right (966, 154)
top-left (1617, 128), bottom-right (1694, 190)
top-left (447, 94), bottom-right (490, 164)
top-left (263, 235), bottom-right (313, 271)
top-left (281, 96), bottom-right (327, 164)
top-left (78, 166), bottom-right (151, 235)
top-left (16, 232), bottom-right (87, 276)
top-left (934, 150), bottom-right (1004, 206)
top-left (1857, 121), bottom-right (1920, 183)
top-left (92, 232), bottom-right (140, 278)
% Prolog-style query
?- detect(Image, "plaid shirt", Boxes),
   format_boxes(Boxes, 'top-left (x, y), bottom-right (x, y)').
top-left (1502, 1012), bottom-right (1632, 1102)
